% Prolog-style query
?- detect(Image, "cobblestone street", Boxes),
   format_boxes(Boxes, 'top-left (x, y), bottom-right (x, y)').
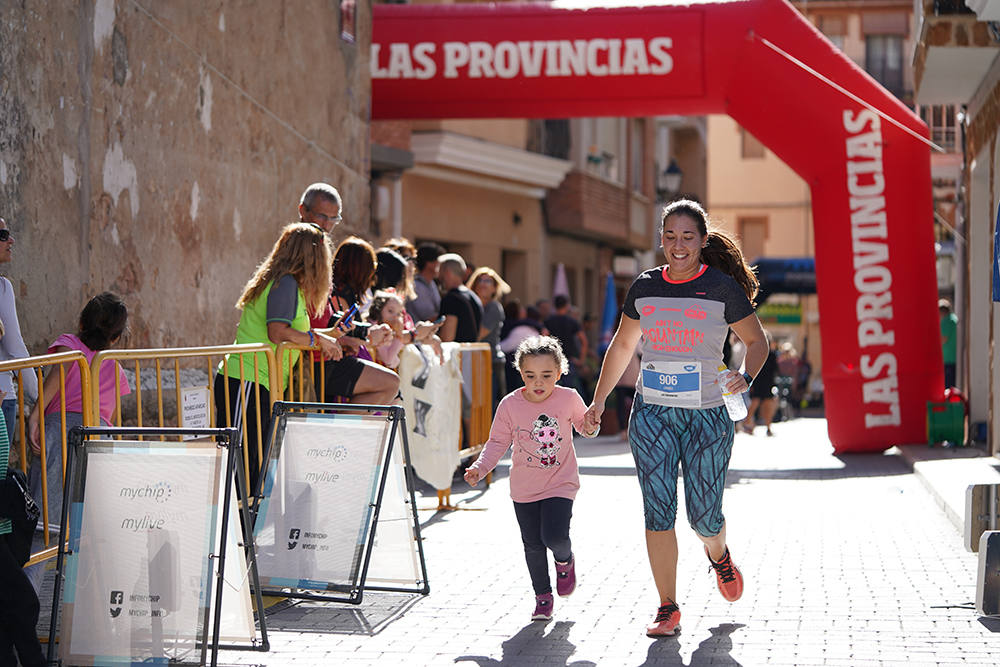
top-left (215, 416), bottom-right (997, 666)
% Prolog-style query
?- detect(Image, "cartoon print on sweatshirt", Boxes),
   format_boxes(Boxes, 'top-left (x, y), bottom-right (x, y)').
top-left (525, 413), bottom-right (561, 468)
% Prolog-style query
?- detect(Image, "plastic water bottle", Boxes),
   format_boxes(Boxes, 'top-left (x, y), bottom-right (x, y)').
top-left (717, 364), bottom-right (748, 421)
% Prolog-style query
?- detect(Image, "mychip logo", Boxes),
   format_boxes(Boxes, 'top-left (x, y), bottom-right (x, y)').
top-left (119, 481), bottom-right (172, 504)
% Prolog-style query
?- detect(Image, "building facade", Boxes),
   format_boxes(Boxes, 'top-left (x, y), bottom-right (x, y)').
top-left (0, 1), bottom-right (373, 350)
top-left (706, 0), bottom-right (926, 393)
top-left (913, 0), bottom-right (1000, 453)
top-left (370, 113), bottom-right (708, 328)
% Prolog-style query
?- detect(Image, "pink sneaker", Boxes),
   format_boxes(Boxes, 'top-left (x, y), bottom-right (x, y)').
top-left (531, 593), bottom-right (553, 621)
top-left (555, 556), bottom-right (576, 597)
top-left (646, 600), bottom-right (681, 637)
top-left (706, 545), bottom-right (744, 602)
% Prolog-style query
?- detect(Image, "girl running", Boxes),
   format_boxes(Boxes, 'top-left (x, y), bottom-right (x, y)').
top-left (464, 335), bottom-right (597, 621)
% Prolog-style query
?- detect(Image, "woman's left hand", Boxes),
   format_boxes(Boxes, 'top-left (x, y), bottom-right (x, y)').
top-left (719, 370), bottom-right (749, 394)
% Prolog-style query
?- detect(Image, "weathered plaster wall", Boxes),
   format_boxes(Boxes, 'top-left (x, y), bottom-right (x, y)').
top-left (0, 0), bottom-right (371, 351)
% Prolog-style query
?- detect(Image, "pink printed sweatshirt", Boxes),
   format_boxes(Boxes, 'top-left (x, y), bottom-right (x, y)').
top-left (469, 385), bottom-right (593, 503)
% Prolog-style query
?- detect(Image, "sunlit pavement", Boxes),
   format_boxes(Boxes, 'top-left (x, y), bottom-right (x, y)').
top-left (218, 416), bottom-right (997, 666)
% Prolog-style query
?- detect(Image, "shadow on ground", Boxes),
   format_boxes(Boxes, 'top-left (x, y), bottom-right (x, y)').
top-left (978, 616), bottom-right (1000, 633)
top-left (261, 593), bottom-right (424, 635)
top-left (725, 452), bottom-right (910, 486)
top-left (454, 621), bottom-right (596, 666)
top-left (639, 623), bottom-right (745, 666)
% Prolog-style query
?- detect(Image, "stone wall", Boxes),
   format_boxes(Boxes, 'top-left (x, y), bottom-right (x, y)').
top-left (0, 0), bottom-right (372, 353)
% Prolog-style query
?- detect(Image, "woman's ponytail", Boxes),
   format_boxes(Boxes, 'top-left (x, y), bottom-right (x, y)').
top-left (702, 231), bottom-right (758, 305)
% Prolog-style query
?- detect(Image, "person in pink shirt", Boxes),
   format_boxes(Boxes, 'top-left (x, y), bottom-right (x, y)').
top-left (24, 292), bottom-right (130, 592)
top-left (367, 290), bottom-right (407, 369)
top-left (465, 335), bottom-right (597, 622)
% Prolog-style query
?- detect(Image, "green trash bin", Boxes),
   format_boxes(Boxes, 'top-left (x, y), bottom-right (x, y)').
top-left (927, 401), bottom-right (965, 445)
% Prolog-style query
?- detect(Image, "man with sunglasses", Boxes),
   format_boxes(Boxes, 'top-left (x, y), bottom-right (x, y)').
top-left (298, 182), bottom-right (343, 233)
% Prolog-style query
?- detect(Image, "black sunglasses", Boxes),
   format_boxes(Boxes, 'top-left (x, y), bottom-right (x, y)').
top-left (0, 229), bottom-right (11, 242)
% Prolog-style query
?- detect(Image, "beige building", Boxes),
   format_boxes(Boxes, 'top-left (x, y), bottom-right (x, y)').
top-left (371, 118), bottom-right (571, 310)
top-left (706, 114), bottom-right (821, 379)
top-left (370, 114), bottom-right (709, 325)
top-left (706, 0), bottom-right (923, 387)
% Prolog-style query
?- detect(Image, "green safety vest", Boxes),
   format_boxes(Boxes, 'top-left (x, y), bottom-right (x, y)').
top-left (222, 279), bottom-right (309, 391)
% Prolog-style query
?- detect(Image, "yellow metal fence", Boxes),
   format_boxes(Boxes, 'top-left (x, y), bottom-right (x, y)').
top-left (91, 343), bottom-right (279, 495)
top-left (0, 352), bottom-right (93, 565)
top-left (5, 339), bottom-right (494, 568)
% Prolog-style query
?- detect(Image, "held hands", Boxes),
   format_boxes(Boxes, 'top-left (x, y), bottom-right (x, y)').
top-left (464, 466), bottom-right (482, 487)
top-left (583, 402), bottom-right (604, 437)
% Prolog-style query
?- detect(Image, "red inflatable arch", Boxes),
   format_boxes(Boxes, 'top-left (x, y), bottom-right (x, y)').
top-left (371, 0), bottom-right (941, 453)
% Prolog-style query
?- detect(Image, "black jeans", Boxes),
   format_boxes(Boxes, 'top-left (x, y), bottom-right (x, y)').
top-left (512, 497), bottom-right (574, 595)
top-left (213, 374), bottom-right (272, 496)
top-left (0, 536), bottom-right (45, 666)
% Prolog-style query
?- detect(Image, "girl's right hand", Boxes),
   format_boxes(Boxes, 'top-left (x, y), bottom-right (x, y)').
top-left (463, 466), bottom-right (481, 487)
top-left (315, 332), bottom-right (343, 361)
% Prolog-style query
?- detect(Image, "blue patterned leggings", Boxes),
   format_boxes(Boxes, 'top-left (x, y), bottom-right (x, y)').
top-left (628, 393), bottom-right (735, 536)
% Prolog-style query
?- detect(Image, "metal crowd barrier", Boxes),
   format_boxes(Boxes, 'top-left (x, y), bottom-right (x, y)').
top-left (8, 338), bottom-right (494, 568)
top-left (275, 341), bottom-right (324, 403)
top-left (0, 352), bottom-right (93, 565)
top-left (279, 339), bottom-right (494, 509)
top-left (458, 342), bottom-right (493, 460)
top-left (91, 344), bottom-right (279, 493)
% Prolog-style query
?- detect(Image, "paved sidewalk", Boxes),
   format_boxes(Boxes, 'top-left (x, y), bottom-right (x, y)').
top-left (207, 416), bottom-right (999, 666)
top-left (895, 442), bottom-right (1000, 540)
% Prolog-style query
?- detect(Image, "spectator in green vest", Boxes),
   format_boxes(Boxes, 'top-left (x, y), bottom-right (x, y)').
top-left (215, 223), bottom-right (343, 493)
top-left (939, 298), bottom-right (957, 388)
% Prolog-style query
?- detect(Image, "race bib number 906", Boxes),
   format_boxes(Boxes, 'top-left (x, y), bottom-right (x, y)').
top-left (641, 361), bottom-right (702, 408)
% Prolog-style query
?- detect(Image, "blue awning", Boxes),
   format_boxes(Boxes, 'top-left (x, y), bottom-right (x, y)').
top-left (752, 257), bottom-right (815, 303)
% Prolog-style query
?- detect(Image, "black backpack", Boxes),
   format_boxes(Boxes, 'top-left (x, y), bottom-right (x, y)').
top-left (0, 468), bottom-right (40, 566)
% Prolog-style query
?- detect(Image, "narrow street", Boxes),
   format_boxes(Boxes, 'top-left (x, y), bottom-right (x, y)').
top-left (222, 416), bottom-right (994, 666)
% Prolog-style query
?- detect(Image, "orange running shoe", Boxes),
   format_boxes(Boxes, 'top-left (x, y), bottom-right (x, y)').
top-left (646, 601), bottom-right (681, 637)
top-left (706, 545), bottom-right (744, 602)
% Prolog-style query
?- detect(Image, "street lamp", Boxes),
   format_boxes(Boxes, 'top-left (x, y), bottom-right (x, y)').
top-left (657, 159), bottom-right (683, 201)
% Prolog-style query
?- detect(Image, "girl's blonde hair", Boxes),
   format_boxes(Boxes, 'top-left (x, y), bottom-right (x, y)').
top-left (514, 335), bottom-right (569, 376)
top-left (237, 223), bottom-right (332, 317)
top-left (466, 266), bottom-right (511, 301)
